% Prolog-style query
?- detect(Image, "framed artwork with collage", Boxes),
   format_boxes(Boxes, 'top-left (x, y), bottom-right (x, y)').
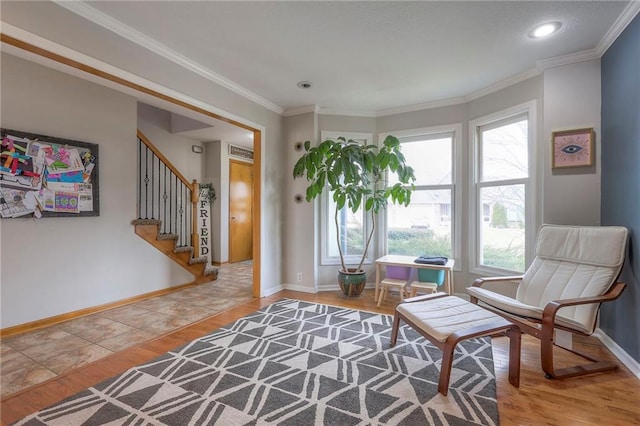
top-left (0, 128), bottom-right (99, 218)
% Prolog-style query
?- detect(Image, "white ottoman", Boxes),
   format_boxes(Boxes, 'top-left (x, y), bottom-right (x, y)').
top-left (390, 293), bottom-right (521, 395)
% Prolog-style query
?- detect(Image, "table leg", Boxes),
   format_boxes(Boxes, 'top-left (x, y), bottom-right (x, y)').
top-left (446, 269), bottom-right (453, 295)
top-left (374, 263), bottom-right (380, 302)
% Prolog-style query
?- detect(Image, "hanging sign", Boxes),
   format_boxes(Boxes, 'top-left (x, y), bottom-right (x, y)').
top-left (198, 186), bottom-right (213, 262)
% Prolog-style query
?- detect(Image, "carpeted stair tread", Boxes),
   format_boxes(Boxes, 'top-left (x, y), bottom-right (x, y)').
top-left (204, 265), bottom-right (219, 277)
top-left (157, 233), bottom-right (179, 241)
top-left (189, 256), bottom-right (208, 265)
top-left (131, 218), bottom-right (161, 226)
top-left (174, 246), bottom-right (194, 254)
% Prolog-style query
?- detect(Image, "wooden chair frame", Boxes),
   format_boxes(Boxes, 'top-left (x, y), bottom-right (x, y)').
top-left (470, 276), bottom-right (627, 379)
top-left (390, 293), bottom-right (521, 395)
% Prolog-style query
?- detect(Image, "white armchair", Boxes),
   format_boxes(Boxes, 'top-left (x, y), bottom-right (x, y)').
top-left (467, 224), bottom-right (629, 379)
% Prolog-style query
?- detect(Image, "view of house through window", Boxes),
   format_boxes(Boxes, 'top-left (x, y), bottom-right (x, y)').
top-left (386, 132), bottom-right (454, 258)
top-left (476, 114), bottom-right (529, 272)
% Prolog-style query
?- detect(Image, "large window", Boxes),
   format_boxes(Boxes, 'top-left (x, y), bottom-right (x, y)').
top-left (383, 125), bottom-right (461, 261)
top-left (320, 131), bottom-right (371, 266)
top-left (470, 102), bottom-right (535, 273)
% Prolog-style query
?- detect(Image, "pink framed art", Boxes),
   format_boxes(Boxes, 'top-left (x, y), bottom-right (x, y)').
top-left (551, 128), bottom-right (595, 169)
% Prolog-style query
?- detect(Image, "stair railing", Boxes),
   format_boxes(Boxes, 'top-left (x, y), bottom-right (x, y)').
top-left (137, 130), bottom-right (200, 256)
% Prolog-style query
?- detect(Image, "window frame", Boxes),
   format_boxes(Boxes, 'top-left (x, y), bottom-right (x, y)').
top-left (468, 100), bottom-right (537, 276)
top-left (379, 124), bottom-right (462, 270)
top-left (319, 131), bottom-right (373, 266)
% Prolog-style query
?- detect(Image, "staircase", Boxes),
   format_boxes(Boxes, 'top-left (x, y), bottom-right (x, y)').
top-left (132, 131), bottom-right (218, 283)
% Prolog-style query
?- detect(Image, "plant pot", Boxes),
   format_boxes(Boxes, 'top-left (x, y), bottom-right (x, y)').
top-left (338, 268), bottom-right (367, 298)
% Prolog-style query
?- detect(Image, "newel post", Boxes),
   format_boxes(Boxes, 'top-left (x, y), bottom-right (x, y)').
top-left (191, 179), bottom-right (200, 257)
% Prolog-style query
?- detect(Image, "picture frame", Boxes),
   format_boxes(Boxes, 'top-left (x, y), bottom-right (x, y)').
top-left (551, 127), bottom-right (595, 169)
top-left (1, 128), bottom-right (99, 218)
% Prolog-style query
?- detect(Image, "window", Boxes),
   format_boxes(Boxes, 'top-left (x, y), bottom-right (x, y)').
top-left (470, 102), bottom-right (536, 274)
top-left (382, 125), bottom-right (461, 262)
top-left (320, 131), bottom-right (371, 266)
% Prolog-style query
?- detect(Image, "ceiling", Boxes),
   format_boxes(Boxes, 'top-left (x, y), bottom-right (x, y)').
top-left (60, 0), bottom-right (634, 116)
top-left (3, 1), bottom-right (637, 142)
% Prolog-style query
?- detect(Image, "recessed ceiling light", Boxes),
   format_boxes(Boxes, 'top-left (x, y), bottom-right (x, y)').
top-left (297, 81), bottom-right (312, 89)
top-left (528, 21), bottom-right (562, 39)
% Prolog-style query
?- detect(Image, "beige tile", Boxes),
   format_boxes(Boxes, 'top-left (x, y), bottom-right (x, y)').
top-left (1, 362), bottom-right (56, 398)
top-left (59, 316), bottom-right (136, 343)
top-left (40, 344), bottom-right (113, 374)
top-left (1, 347), bottom-right (36, 374)
top-left (98, 304), bottom-right (152, 322)
top-left (124, 310), bottom-right (190, 332)
top-left (98, 329), bottom-right (156, 352)
top-left (2, 328), bottom-right (72, 352)
top-left (21, 335), bottom-right (92, 364)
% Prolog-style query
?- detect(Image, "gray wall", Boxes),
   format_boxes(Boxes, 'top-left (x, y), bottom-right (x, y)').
top-left (0, 54), bottom-right (192, 327)
top-left (601, 14), bottom-right (640, 362)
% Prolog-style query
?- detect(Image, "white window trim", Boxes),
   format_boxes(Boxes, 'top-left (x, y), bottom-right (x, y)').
top-left (378, 124), bottom-right (463, 271)
top-left (468, 100), bottom-right (538, 276)
top-left (319, 131), bottom-right (373, 266)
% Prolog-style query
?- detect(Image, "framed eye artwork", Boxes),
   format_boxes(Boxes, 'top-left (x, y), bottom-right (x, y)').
top-left (551, 128), bottom-right (595, 169)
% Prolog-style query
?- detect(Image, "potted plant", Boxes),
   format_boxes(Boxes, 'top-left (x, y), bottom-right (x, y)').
top-left (293, 135), bottom-right (416, 297)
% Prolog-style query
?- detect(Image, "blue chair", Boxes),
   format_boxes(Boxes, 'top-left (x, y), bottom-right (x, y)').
top-left (409, 268), bottom-right (445, 297)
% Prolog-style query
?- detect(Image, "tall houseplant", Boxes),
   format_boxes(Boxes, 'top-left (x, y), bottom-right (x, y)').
top-left (293, 135), bottom-right (416, 296)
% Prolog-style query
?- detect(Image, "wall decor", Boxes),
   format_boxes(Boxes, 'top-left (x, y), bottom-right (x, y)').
top-left (552, 127), bottom-right (595, 169)
top-left (229, 144), bottom-right (253, 160)
top-left (0, 128), bottom-right (99, 218)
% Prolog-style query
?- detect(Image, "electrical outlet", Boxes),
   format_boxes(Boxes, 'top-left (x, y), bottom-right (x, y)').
top-left (297, 272), bottom-right (303, 282)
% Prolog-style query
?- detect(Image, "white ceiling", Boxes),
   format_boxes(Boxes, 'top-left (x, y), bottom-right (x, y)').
top-left (62, 0), bottom-right (635, 116)
top-left (3, 1), bottom-right (637, 142)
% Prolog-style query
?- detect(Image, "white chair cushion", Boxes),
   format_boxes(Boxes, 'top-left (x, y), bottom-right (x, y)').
top-left (470, 225), bottom-right (628, 335)
top-left (397, 296), bottom-right (505, 342)
top-left (468, 286), bottom-right (592, 334)
top-left (535, 224), bottom-right (627, 267)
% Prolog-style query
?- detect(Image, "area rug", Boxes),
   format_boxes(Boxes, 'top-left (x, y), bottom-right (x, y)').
top-left (15, 299), bottom-right (500, 425)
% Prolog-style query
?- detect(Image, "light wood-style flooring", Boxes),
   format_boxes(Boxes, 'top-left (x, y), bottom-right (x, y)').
top-left (2, 289), bottom-right (639, 425)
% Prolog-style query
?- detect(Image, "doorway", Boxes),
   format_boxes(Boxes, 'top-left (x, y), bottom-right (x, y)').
top-left (229, 159), bottom-right (253, 263)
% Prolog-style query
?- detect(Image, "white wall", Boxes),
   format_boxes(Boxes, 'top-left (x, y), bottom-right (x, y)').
top-left (204, 140), bottom-right (224, 263)
top-left (2, 1), bottom-right (285, 301)
top-left (282, 113), bottom-right (318, 293)
top-left (137, 103), bottom-right (204, 183)
top-left (543, 60), bottom-right (602, 225)
top-left (0, 54), bottom-right (192, 328)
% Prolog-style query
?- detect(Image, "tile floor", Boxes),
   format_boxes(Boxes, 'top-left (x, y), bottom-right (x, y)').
top-left (0, 261), bottom-right (253, 398)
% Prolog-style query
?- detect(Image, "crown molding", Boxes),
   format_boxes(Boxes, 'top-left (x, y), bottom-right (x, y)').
top-left (595, 0), bottom-right (640, 56)
top-left (53, 0), bottom-right (284, 116)
top-left (318, 107), bottom-right (377, 117)
top-left (464, 68), bottom-right (542, 102)
top-left (0, 22), bottom-right (264, 133)
top-left (375, 96), bottom-right (466, 117)
top-left (536, 48), bottom-right (601, 70)
top-left (282, 104), bottom-right (320, 117)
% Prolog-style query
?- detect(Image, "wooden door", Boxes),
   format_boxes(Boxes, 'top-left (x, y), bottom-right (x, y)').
top-left (229, 160), bottom-right (253, 262)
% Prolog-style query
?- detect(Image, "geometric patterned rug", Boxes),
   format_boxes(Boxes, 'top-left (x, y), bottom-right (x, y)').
top-left (14, 299), bottom-right (500, 425)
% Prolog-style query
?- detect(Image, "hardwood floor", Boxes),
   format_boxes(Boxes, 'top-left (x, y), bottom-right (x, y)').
top-left (1, 290), bottom-right (639, 425)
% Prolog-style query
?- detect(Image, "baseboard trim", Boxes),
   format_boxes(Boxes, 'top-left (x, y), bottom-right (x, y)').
top-left (281, 283), bottom-right (317, 293)
top-left (315, 282), bottom-right (376, 293)
top-left (594, 328), bottom-right (640, 379)
top-left (0, 280), bottom-right (199, 338)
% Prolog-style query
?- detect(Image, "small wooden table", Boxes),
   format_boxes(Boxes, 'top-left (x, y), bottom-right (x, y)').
top-left (374, 255), bottom-right (455, 302)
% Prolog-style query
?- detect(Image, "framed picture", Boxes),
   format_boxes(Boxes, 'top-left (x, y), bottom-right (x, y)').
top-left (551, 128), bottom-right (595, 169)
top-left (1, 128), bottom-right (99, 218)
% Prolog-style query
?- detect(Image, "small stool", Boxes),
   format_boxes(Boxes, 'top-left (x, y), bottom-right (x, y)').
top-left (409, 268), bottom-right (444, 297)
top-left (377, 265), bottom-right (411, 307)
top-left (390, 293), bottom-right (521, 396)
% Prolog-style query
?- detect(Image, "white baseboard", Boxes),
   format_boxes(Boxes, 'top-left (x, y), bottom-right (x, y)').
top-left (280, 283), bottom-right (317, 294)
top-left (594, 328), bottom-right (640, 379)
top-left (261, 284), bottom-right (284, 297)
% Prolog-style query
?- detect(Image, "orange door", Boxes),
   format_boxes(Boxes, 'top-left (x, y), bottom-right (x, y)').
top-left (229, 160), bottom-right (253, 262)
